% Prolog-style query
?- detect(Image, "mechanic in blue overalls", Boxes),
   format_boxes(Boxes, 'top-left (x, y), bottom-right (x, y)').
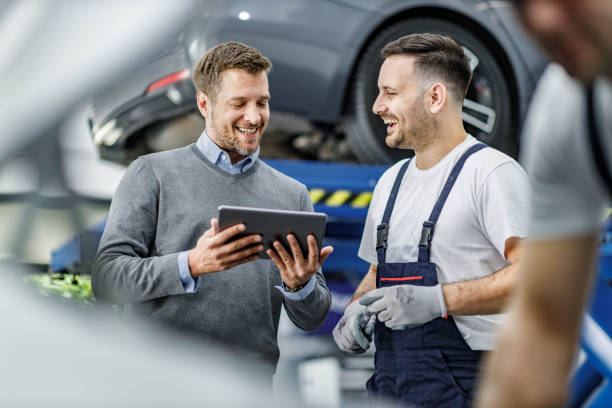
top-left (332, 33), bottom-right (529, 407)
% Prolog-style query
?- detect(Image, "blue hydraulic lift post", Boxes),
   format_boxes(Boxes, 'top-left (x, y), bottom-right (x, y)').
top-left (568, 241), bottom-right (612, 407)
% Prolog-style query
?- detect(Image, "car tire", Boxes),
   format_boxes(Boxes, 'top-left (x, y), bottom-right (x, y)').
top-left (344, 17), bottom-right (516, 164)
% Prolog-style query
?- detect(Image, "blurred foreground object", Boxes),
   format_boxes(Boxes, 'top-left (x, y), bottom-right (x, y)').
top-left (475, 0), bottom-right (612, 405)
top-left (0, 0), bottom-right (198, 162)
top-left (0, 0), bottom-right (202, 259)
top-left (0, 1), bottom-right (290, 406)
top-left (0, 264), bottom-right (283, 407)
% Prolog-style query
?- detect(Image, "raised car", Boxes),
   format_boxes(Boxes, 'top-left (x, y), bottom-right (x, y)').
top-left (89, 0), bottom-right (546, 164)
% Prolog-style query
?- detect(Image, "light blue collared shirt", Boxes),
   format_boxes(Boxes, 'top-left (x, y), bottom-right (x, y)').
top-left (178, 131), bottom-right (316, 299)
top-left (196, 130), bottom-right (259, 174)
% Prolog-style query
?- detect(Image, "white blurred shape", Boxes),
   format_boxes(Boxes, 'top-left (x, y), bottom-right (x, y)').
top-left (0, 0), bottom-right (196, 162)
top-left (298, 357), bottom-right (341, 408)
top-left (0, 156), bottom-right (38, 194)
top-left (0, 264), bottom-right (288, 407)
top-left (59, 104), bottom-right (125, 199)
top-left (0, 1), bottom-right (46, 74)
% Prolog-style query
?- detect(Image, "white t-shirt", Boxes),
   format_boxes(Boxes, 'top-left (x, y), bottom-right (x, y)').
top-left (358, 135), bottom-right (529, 350)
top-left (520, 64), bottom-right (612, 238)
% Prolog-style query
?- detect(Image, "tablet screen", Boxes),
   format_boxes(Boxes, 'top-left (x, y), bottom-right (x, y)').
top-left (217, 205), bottom-right (327, 260)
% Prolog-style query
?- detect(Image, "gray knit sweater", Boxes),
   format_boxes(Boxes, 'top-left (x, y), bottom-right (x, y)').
top-left (92, 144), bottom-right (331, 368)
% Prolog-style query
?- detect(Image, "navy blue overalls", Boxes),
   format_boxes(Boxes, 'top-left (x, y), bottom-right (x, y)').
top-left (367, 143), bottom-right (487, 407)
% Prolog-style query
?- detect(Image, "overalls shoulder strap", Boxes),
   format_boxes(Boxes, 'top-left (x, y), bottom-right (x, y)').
top-left (586, 83), bottom-right (612, 197)
top-left (376, 159), bottom-right (411, 265)
top-left (417, 143), bottom-right (488, 262)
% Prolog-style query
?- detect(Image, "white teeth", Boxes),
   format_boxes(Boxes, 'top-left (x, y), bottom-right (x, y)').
top-left (238, 127), bottom-right (257, 133)
top-left (383, 119), bottom-right (398, 125)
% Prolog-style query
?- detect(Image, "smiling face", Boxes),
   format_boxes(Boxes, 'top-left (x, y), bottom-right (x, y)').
top-left (516, 0), bottom-right (612, 80)
top-left (372, 55), bottom-right (438, 151)
top-left (198, 68), bottom-right (270, 162)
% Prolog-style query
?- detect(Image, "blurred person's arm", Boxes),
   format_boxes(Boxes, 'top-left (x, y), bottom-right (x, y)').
top-left (475, 235), bottom-right (598, 407)
top-left (476, 65), bottom-right (610, 407)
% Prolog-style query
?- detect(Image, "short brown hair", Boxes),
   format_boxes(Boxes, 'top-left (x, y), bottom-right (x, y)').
top-left (382, 33), bottom-right (472, 104)
top-left (193, 41), bottom-right (271, 99)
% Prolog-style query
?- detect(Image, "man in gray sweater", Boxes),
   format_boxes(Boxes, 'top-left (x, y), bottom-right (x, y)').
top-left (92, 42), bottom-right (333, 376)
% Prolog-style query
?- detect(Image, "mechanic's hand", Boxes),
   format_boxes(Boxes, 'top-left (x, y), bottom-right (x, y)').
top-left (360, 284), bottom-right (447, 330)
top-left (266, 233), bottom-right (333, 290)
top-left (187, 218), bottom-right (263, 278)
top-left (333, 300), bottom-right (376, 353)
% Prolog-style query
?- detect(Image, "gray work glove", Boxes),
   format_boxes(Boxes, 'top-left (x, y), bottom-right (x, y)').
top-left (332, 300), bottom-right (376, 353)
top-left (360, 284), bottom-right (447, 330)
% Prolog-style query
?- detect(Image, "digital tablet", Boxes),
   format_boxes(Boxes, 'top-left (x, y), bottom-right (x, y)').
top-left (217, 205), bottom-right (328, 260)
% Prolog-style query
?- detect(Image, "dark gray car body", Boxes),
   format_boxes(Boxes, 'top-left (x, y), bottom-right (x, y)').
top-left (90, 0), bottom-right (546, 164)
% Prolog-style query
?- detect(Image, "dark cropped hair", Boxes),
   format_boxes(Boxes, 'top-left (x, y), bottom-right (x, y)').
top-left (193, 41), bottom-right (271, 100)
top-left (382, 33), bottom-right (472, 104)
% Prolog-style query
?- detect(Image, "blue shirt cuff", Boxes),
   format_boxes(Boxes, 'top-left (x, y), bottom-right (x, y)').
top-left (275, 275), bottom-right (316, 301)
top-left (178, 250), bottom-right (201, 293)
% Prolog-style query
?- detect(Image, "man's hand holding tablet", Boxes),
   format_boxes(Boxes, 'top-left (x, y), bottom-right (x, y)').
top-left (216, 205), bottom-right (334, 291)
top-left (267, 232), bottom-right (333, 292)
top-left (187, 218), bottom-right (264, 279)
